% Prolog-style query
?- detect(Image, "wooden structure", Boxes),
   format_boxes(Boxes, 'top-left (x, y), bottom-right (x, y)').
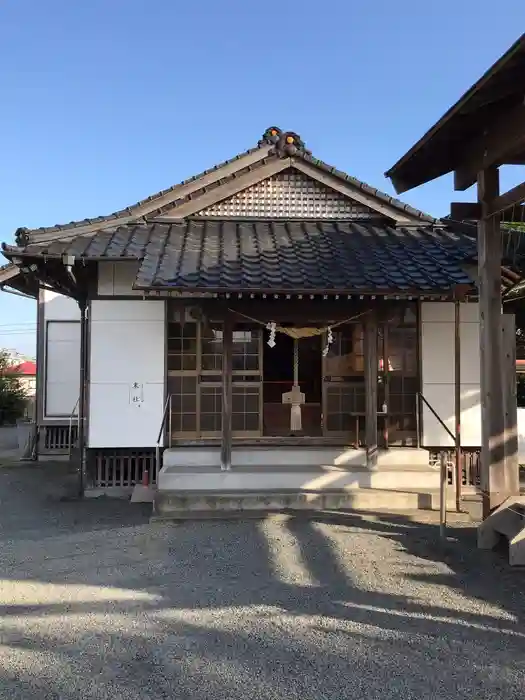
top-left (1, 125), bottom-right (523, 514)
top-left (386, 34), bottom-right (525, 517)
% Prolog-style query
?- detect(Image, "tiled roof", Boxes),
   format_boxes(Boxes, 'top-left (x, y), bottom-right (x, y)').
top-left (299, 153), bottom-right (435, 224)
top-left (136, 220), bottom-right (474, 292)
top-left (10, 127), bottom-right (436, 246)
top-left (0, 262), bottom-right (19, 284)
top-left (3, 219), bottom-right (477, 293)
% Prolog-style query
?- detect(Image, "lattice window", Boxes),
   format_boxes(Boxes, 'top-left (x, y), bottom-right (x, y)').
top-left (196, 169), bottom-right (377, 219)
top-left (166, 309), bottom-right (262, 439)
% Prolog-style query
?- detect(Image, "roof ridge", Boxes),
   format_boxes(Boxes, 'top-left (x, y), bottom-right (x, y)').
top-left (11, 126), bottom-right (436, 247)
top-left (15, 143), bottom-right (267, 244)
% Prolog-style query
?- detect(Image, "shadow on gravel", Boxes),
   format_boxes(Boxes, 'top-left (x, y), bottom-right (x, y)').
top-left (0, 461), bottom-right (151, 540)
top-left (304, 509), bottom-right (525, 621)
top-left (1, 464), bottom-right (525, 699)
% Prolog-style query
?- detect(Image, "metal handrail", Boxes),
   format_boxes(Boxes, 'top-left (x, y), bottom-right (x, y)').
top-left (416, 391), bottom-right (455, 443)
top-left (417, 392), bottom-right (459, 529)
top-left (155, 394), bottom-right (172, 481)
top-left (68, 396), bottom-right (80, 460)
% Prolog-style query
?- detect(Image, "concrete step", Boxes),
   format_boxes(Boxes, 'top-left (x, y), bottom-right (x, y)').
top-left (153, 487), bottom-right (448, 520)
top-left (158, 464), bottom-right (439, 492)
top-left (162, 446), bottom-right (431, 470)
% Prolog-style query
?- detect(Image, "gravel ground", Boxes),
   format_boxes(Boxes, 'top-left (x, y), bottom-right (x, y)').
top-left (0, 464), bottom-right (524, 699)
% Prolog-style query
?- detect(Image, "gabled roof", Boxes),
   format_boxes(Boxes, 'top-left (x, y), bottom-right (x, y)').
top-left (386, 34), bottom-right (525, 192)
top-left (12, 126), bottom-right (436, 248)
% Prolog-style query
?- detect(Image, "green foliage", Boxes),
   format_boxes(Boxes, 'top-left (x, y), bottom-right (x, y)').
top-left (503, 221), bottom-right (525, 233)
top-left (0, 350), bottom-right (27, 425)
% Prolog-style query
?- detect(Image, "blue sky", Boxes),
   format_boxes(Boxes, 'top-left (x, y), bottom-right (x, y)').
top-left (1, 0), bottom-right (524, 355)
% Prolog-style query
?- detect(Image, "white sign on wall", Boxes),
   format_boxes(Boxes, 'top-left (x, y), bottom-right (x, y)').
top-left (129, 382), bottom-right (144, 406)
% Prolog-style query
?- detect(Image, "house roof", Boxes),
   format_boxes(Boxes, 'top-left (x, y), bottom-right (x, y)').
top-left (11, 126), bottom-right (436, 249)
top-left (3, 219), bottom-right (477, 295)
top-left (6, 361), bottom-right (37, 376)
top-left (0, 262), bottom-right (20, 285)
top-left (385, 34), bottom-right (525, 192)
top-left (136, 220), bottom-right (475, 293)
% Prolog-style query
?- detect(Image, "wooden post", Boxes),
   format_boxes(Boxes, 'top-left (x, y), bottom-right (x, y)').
top-left (364, 313), bottom-right (378, 467)
top-left (478, 168), bottom-right (506, 516)
top-left (501, 312), bottom-right (520, 496)
top-left (77, 299), bottom-right (88, 497)
top-left (454, 299), bottom-right (462, 512)
top-left (220, 315), bottom-right (233, 471)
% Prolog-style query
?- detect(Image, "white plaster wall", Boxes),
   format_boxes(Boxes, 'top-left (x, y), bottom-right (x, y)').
top-left (43, 289), bottom-right (80, 320)
top-left (97, 261), bottom-right (141, 296)
top-left (88, 299), bottom-right (165, 448)
top-left (421, 302), bottom-right (481, 447)
top-left (43, 291), bottom-right (81, 418)
top-left (45, 321), bottom-right (81, 416)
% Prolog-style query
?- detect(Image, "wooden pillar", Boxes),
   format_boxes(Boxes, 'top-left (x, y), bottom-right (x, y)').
top-left (364, 313), bottom-right (378, 467)
top-left (454, 299), bottom-right (462, 512)
top-left (77, 299), bottom-right (89, 497)
top-left (477, 168), bottom-right (507, 515)
top-left (220, 314), bottom-right (233, 471)
top-left (502, 312), bottom-right (520, 496)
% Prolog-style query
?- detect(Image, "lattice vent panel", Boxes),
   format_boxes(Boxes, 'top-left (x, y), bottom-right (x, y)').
top-left (196, 169), bottom-right (377, 219)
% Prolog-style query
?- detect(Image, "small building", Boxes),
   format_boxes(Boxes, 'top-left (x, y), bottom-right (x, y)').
top-left (6, 360), bottom-right (37, 396)
top-left (0, 262), bottom-right (81, 452)
top-left (0, 127), bottom-right (520, 513)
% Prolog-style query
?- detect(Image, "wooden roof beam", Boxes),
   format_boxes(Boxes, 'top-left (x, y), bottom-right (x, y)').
top-left (450, 200), bottom-right (525, 223)
top-left (454, 99), bottom-right (525, 191)
top-left (489, 180), bottom-right (525, 217)
top-left (450, 202), bottom-right (482, 220)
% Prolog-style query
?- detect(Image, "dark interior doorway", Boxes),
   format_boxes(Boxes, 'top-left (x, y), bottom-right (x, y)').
top-left (262, 331), bottom-right (322, 436)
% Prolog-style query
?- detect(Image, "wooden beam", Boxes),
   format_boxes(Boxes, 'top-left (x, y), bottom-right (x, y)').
top-left (454, 101), bottom-right (525, 191)
top-left (489, 180), bottom-right (525, 217)
top-left (477, 168), bottom-right (507, 516)
top-left (77, 300), bottom-right (89, 497)
top-left (168, 159), bottom-right (291, 218)
top-left (293, 159), bottom-right (420, 224)
top-left (454, 300), bottom-right (462, 512)
top-left (364, 313), bottom-right (378, 467)
top-left (501, 313), bottom-right (520, 496)
top-left (220, 314), bottom-right (233, 471)
top-left (450, 202), bottom-right (481, 220)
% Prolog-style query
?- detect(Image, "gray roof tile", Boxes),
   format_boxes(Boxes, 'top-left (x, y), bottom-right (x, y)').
top-left (2, 218), bottom-right (479, 293)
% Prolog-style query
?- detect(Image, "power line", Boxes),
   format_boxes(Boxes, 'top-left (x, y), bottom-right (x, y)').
top-left (0, 331), bottom-right (37, 336)
top-left (0, 322), bottom-right (37, 328)
top-left (0, 327), bottom-right (37, 331)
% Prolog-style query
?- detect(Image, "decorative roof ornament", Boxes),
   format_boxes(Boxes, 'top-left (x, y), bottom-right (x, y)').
top-left (14, 227), bottom-right (30, 247)
top-left (259, 127), bottom-right (312, 158)
top-left (259, 126), bottom-right (282, 146)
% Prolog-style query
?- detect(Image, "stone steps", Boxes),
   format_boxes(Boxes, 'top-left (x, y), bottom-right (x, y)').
top-left (162, 446), bottom-right (432, 470)
top-left (157, 464), bottom-right (439, 492)
top-left (153, 486), bottom-right (448, 520)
